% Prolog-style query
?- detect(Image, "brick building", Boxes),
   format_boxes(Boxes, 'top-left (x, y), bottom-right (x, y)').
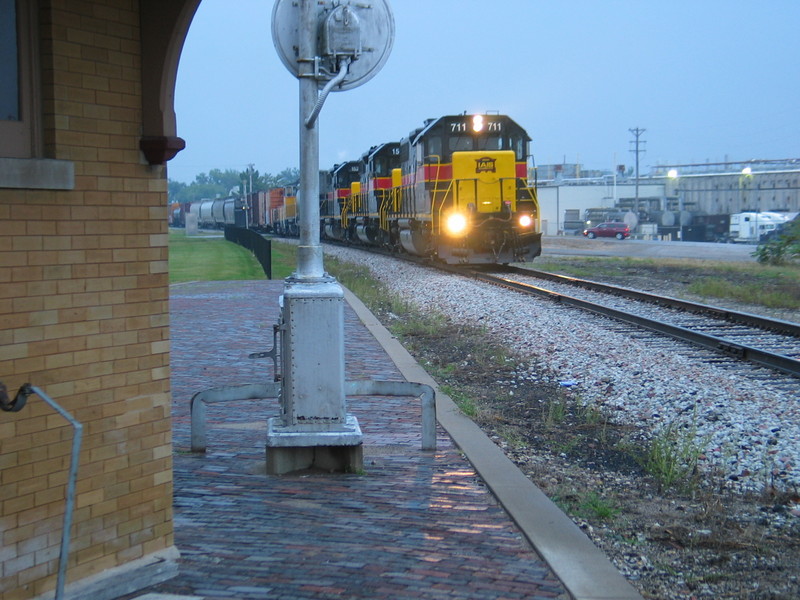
top-left (1, 1), bottom-right (200, 598)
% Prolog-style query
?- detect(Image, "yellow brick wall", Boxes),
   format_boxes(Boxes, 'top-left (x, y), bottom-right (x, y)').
top-left (1, 2), bottom-right (174, 598)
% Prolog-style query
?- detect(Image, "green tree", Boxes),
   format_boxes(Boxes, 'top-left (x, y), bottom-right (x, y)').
top-left (275, 167), bottom-right (300, 186)
top-left (168, 166), bottom-right (300, 204)
top-left (168, 179), bottom-right (186, 204)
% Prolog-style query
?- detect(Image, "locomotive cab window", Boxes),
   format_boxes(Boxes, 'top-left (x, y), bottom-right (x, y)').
top-left (424, 137), bottom-right (442, 163)
top-left (450, 135), bottom-right (505, 154)
top-left (513, 137), bottom-right (525, 161)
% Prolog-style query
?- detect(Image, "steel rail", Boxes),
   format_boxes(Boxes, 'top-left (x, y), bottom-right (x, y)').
top-left (310, 238), bottom-right (800, 376)
top-left (501, 265), bottom-right (800, 338)
top-left (463, 270), bottom-right (800, 379)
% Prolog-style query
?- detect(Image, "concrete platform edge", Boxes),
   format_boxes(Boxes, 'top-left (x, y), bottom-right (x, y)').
top-left (343, 288), bottom-right (644, 600)
top-left (33, 546), bottom-right (180, 600)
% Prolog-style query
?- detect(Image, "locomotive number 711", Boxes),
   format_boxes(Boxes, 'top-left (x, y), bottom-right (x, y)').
top-left (450, 121), bottom-right (503, 133)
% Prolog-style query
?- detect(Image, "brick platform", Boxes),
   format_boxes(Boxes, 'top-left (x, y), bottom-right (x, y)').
top-left (119, 279), bottom-right (571, 600)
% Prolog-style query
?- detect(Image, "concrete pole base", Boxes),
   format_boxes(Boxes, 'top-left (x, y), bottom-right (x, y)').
top-left (265, 414), bottom-right (363, 475)
top-left (265, 443), bottom-right (364, 475)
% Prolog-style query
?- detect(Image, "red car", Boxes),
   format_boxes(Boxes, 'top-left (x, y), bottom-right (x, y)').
top-left (583, 222), bottom-right (630, 240)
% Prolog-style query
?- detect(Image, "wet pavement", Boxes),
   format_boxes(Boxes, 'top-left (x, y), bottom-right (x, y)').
top-left (119, 279), bottom-right (572, 600)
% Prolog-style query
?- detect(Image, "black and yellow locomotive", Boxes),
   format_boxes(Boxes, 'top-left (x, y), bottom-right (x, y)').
top-left (322, 113), bottom-right (542, 264)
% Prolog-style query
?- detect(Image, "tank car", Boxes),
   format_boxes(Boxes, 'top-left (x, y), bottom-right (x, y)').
top-left (193, 197), bottom-right (237, 229)
top-left (168, 202), bottom-right (189, 227)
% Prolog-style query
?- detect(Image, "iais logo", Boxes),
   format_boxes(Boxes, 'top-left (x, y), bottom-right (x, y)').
top-left (475, 157), bottom-right (496, 173)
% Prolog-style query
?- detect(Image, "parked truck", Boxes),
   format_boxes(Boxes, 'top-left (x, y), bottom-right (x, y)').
top-left (728, 212), bottom-right (794, 243)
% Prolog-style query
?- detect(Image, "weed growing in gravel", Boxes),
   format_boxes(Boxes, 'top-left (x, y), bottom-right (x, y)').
top-left (579, 402), bottom-right (605, 425)
top-left (578, 491), bottom-right (620, 521)
top-left (640, 419), bottom-right (706, 492)
top-left (439, 383), bottom-right (477, 417)
top-left (544, 395), bottom-right (568, 427)
top-left (495, 425), bottom-right (526, 450)
top-left (551, 436), bottom-right (579, 456)
top-left (553, 488), bottom-right (620, 522)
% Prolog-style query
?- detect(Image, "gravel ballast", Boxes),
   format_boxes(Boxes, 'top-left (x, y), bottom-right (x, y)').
top-left (325, 246), bottom-right (799, 494)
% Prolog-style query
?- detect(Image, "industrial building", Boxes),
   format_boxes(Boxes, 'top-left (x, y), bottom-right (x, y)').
top-left (537, 159), bottom-right (800, 239)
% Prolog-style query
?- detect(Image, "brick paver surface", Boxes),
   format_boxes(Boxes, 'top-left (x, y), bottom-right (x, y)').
top-left (120, 280), bottom-right (569, 600)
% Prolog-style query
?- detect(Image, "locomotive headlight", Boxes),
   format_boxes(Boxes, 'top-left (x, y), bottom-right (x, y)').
top-left (445, 213), bottom-right (469, 236)
top-left (518, 214), bottom-right (533, 228)
top-left (472, 114), bottom-right (484, 132)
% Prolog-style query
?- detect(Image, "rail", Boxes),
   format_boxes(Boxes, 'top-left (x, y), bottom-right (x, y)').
top-left (467, 270), bottom-right (800, 379)
top-left (190, 379), bottom-right (436, 453)
top-left (1, 383), bottom-right (83, 600)
top-left (506, 266), bottom-right (800, 338)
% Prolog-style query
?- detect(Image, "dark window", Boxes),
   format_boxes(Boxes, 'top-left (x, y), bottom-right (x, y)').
top-left (426, 137), bottom-right (442, 161)
top-left (0, 0), bottom-right (19, 121)
top-left (1, 0), bottom-right (40, 159)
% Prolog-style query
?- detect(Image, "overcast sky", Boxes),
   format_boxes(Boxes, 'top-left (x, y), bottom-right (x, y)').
top-left (167, 0), bottom-right (800, 184)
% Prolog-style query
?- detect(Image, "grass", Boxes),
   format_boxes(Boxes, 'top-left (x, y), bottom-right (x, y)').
top-left (269, 241), bottom-right (298, 280)
top-left (169, 231), bottom-right (304, 283)
top-left (553, 488), bottom-right (620, 522)
top-left (688, 276), bottom-right (800, 309)
top-left (638, 419), bottom-right (706, 492)
top-left (169, 230), bottom-right (265, 283)
top-left (532, 256), bottom-right (800, 310)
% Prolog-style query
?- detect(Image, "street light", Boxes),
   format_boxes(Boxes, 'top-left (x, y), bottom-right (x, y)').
top-left (740, 167), bottom-right (756, 239)
top-left (667, 169), bottom-right (683, 241)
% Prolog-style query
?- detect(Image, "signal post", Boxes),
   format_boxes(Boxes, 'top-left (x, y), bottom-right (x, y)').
top-left (267, 0), bottom-right (394, 474)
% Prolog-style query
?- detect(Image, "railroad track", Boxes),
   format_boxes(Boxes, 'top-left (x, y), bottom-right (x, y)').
top-left (446, 265), bottom-right (800, 380)
top-left (281, 236), bottom-right (800, 379)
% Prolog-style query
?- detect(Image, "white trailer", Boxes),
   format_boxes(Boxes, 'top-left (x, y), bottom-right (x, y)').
top-left (728, 212), bottom-right (792, 243)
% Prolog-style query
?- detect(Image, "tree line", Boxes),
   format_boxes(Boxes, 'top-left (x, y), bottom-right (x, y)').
top-left (168, 166), bottom-right (299, 205)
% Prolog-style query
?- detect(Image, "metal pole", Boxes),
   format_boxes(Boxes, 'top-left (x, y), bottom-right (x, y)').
top-left (267, 0), bottom-right (360, 475)
top-left (248, 163), bottom-right (254, 229)
top-left (6, 385), bottom-right (83, 600)
top-left (297, 0), bottom-right (324, 278)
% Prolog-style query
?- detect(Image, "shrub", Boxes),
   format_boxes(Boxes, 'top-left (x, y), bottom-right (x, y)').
top-left (754, 217), bottom-right (800, 265)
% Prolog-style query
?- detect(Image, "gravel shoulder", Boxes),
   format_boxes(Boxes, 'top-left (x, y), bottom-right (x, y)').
top-left (325, 244), bottom-right (800, 600)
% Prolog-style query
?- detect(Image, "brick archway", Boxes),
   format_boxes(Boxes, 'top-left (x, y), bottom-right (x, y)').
top-left (139, 0), bottom-right (202, 164)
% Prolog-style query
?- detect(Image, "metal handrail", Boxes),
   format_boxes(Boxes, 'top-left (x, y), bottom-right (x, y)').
top-left (2, 384), bottom-right (83, 600)
top-left (190, 379), bottom-right (436, 453)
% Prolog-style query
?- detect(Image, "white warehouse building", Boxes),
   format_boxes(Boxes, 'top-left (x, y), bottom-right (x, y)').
top-left (535, 159), bottom-right (800, 238)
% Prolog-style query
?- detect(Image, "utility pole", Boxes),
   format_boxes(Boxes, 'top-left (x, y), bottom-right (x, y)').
top-left (629, 127), bottom-right (646, 214)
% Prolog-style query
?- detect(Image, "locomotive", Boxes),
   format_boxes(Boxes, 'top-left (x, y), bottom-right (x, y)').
top-left (322, 113), bottom-right (542, 264)
top-left (171, 113), bottom-right (543, 265)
